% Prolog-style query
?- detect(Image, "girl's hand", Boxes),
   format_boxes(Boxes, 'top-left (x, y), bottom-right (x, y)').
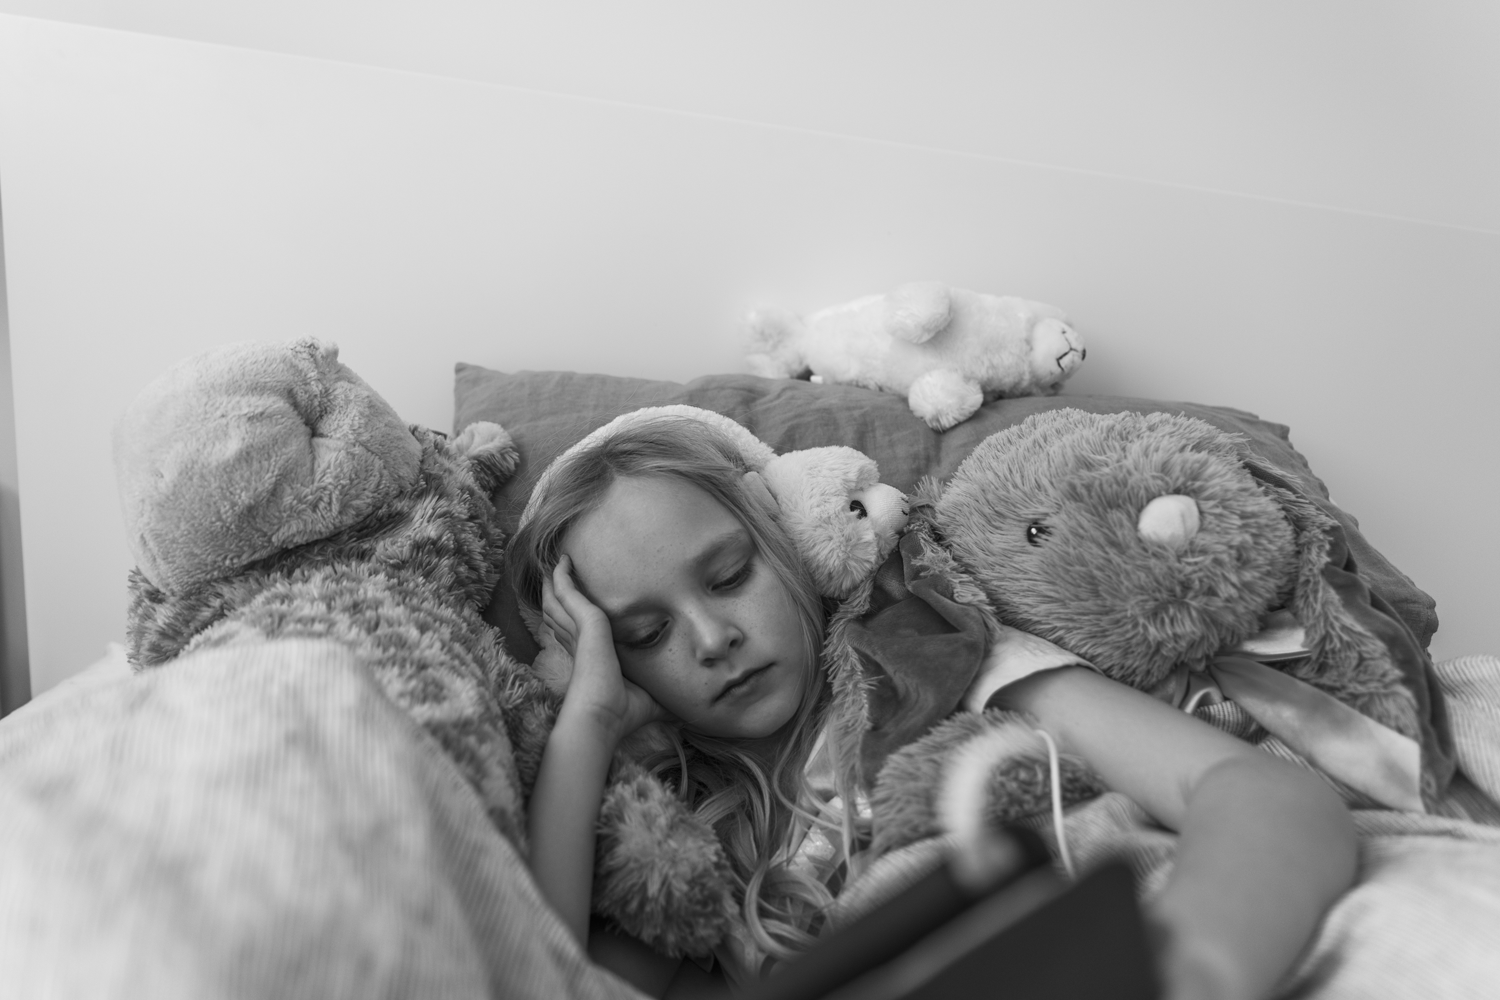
top-left (542, 555), bottom-right (669, 741)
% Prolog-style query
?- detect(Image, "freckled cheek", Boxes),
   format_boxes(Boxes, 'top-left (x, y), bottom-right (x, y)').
top-left (623, 645), bottom-right (717, 714)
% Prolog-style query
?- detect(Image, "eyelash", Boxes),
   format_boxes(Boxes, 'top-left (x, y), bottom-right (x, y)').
top-left (617, 559), bottom-right (754, 650)
top-left (621, 626), bottom-right (666, 651)
top-left (713, 560), bottom-right (754, 592)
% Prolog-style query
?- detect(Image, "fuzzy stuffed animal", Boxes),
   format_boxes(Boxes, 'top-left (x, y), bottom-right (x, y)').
top-left (114, 348), bottom-right (908, 960)
top-left (822, 408), bottom-right (1455, 865)
top-left (115, 339), bottom-right (547, 845)
top-left (744, 282), bottom-right (1086, 431)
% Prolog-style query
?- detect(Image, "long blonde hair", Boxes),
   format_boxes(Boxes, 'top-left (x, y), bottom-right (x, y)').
top-left (507, 416), bottom-right (838, 964)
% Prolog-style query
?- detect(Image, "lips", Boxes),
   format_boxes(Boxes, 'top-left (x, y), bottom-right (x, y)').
top-left (716, 664), bottom-right (771, 702)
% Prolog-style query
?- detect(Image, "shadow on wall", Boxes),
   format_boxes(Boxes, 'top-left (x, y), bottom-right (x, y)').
top-left (1, 194), bottom-right (30, 717)
top-left (1, 482), bottom-right (27, 717)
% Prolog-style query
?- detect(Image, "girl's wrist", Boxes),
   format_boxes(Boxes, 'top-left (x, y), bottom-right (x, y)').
top-left (553, 699), bottom-right (628, 753)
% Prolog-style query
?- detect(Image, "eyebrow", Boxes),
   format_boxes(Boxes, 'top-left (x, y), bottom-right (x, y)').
top-left (598, 527), bottom-right (752, 621)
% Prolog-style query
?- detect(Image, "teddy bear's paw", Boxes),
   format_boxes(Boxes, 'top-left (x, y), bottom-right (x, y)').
top-left (593, 765), bottom-right (736, 958)
top-left (870, 712), bottom-right (1103, 858)
top-left (451, 421), bottom-right (519, 490)
top-left (884, 281), bottom-right (953, 344)
top-left (906, 369), bottom-right (984, 431)
top-left (1027, 317), bottom-right (1086, 388)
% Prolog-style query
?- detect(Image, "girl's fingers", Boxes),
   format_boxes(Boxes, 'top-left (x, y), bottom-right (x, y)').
top-left (540, 577), bottom-right (579, 656)
top-left (541, 615), bottom-right (576, 657)
top-left (540, 575), bottom-right (569, 625)
top-left (620, 676), bottom-right (674, 730)
top-left (551, 556), bottom-right (609, 631)
top-left (550, 556), bottom-right (588, 614)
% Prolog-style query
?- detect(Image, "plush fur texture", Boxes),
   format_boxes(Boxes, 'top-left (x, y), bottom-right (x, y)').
top-left (819, 517), bottom-right (1101, 857)
top-left (760, 445), bottom-right (909, 600)
top-left (934, 410), bottom-right (1301, 689)
top-left (126, 421), bottom-right (550, 848)
top-left (932, 409), bottom-right (1420, 736)
top-left (593, 759), bottom-right (739, 956)
top-left (828, 408), bottom-right (1440, 863)
top-left (869, 710), bottom-right (1104, 857)
top-left (745, 282), bottom-right (1085, 430)
top-left (114, 339), bottom-right (427, 593)
top-left (117, 340), bottom-right (735, 958)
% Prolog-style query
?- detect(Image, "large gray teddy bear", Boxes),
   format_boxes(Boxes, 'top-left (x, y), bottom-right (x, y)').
top-left (114, 338), bottom-right (734, 957)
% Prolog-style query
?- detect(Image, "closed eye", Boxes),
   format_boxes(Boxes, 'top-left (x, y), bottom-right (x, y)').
top-left (712, 560), bottom-right (754, 592)
top-left (619, 622), bottom-right (667, 650)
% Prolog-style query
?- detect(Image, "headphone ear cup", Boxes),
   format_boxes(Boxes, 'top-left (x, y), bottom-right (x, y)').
top-left (741, 470), bottom-right (780, 516)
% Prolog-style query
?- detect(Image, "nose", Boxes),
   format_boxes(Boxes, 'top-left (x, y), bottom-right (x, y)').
top-left (1138, 494), bottom-right (1200, 547)
top-left (687, 605), bottom-right (743, 664)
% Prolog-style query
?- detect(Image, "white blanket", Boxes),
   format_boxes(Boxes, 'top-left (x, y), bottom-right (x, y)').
top-left (0, 639), bottom-right (644, 1000)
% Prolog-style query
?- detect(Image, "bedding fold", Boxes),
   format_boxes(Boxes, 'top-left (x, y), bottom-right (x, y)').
top-left (0, 639), bottom-right (643, 1000)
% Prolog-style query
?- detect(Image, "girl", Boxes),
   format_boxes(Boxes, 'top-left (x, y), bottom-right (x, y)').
top-left (509, 414), bottom-right (1358, 1000)
top-left (510, 416), bottom-right (835, 994)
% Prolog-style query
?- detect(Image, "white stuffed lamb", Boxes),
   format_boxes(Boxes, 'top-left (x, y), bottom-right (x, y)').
top-left (745, 281), bottom-right (1086, 431)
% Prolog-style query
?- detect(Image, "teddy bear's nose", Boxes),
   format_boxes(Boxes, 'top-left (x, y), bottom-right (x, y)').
top-left (1138, 494), bottom-right (1200, 547)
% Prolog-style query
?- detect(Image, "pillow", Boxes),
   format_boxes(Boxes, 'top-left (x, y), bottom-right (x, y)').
top-left (455, 365), bottom-right (1438, 665)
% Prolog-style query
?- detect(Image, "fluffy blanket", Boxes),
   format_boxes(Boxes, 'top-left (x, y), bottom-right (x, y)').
top-left (830, 654), bottom-right (1500, 998)
top-left (0, 639), bottom-right (644, 1000)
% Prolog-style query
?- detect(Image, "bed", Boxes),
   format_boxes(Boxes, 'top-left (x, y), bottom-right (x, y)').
top-left (4, 358), bottom-right (1500, 998)
top-left (3, 8), bottom-right (1499, 999)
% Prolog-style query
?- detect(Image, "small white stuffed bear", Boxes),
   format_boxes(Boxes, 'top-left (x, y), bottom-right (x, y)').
top-left (745, 281), bottom-right (1086, 431)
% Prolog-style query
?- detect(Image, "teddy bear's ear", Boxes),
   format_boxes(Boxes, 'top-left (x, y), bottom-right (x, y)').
top-left (1242, 454), bottom-right (1388, 669)
top-left (1240, 453), bottom-right (1433, 746)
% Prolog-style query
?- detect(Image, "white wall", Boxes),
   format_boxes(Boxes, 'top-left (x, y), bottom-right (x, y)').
top-left (3, 0), bottom-right (1496, 232)
top-left (1, 4), bottom-right (1496, 695)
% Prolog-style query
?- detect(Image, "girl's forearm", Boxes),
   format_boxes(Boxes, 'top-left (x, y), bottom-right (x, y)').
top-left (526, 708), bottom-right (617, 944)
top-left (1151, 755), bottom-right (1358, 1000)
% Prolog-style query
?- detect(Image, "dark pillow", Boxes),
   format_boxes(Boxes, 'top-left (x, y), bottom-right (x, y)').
top-left (455, 365), bottom-right (1438, 664)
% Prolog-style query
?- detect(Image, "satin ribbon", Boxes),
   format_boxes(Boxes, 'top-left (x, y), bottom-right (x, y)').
top-left (1179, 655), bottom-right (1426, 813)
top-left (960, 607), bottom-right (1427, 813)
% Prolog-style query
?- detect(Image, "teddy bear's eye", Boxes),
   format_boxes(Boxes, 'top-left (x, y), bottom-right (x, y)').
top-left (849, 499), bottom-right (868, 519)
top-left (1026, 522), bottom-right (1052, 546)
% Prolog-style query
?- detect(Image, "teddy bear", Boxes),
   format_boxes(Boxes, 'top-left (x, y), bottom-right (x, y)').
top-left (113, 342), bottom-right (909, 960)
top-left (744, 281), bottom-right (1086, 431)
top-left (816, 408), bottom-right (1456, 871)
top-left (116, 338), bottom-right (561, 859)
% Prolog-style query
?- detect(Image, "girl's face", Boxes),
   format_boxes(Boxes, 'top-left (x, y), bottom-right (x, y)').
top-left (559, 475), bottom-right (812, 739)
